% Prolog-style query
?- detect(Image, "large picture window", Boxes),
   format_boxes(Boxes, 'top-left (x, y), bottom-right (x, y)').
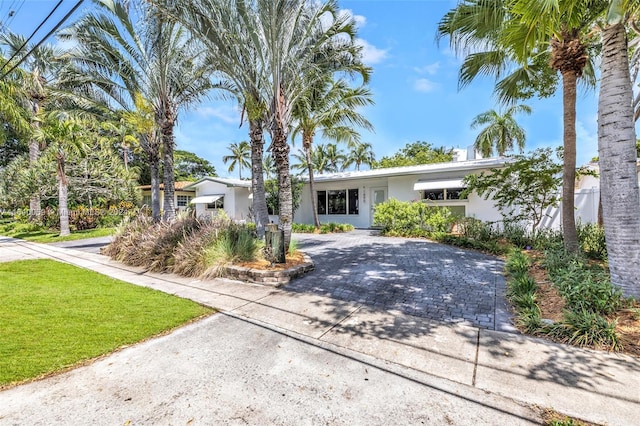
top-left (317, 189), bottom-right (359, 215)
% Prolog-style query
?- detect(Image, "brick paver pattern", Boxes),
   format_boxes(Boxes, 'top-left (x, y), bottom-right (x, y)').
top-left (289, 230), bottom-right (510, 331)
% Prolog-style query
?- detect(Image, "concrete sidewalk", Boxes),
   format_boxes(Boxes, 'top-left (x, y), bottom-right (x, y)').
top-left (1, 237), bottom-right (639, 425)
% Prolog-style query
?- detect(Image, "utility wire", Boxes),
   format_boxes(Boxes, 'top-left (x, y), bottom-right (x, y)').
top-left (4, 0), bottom-right (28, 30)
top-left (1, 0), bottom-right (84, 80)
top-left (0, 0), bottom-right (65, 75)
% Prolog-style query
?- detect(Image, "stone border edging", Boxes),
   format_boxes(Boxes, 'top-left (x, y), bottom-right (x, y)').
top-left (222, 253), bottom-right (314, 287)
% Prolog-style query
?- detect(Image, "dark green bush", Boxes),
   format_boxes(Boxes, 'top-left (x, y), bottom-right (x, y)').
top-left (374, 199), bottom-right (456, 236)
top-left (577, 222), bottom-right (607, 261)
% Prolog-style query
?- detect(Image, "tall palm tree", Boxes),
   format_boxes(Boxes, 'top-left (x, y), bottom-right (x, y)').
top-left (34, 113), bottom-right (86, 236)
top-left (595, 1), bottom-right (640, 297)
top-left (344, 142), bottom-right (376, 171)
top-left (223, 141), bottom-right (251, 179)
top-left (248, 0), bottom-right (365, 248)
top-left (62, 0), bottom-right (211, 222)
top-left (470, 104), bottom-right (531, 157)
top-left (292, 78), bottom-right (373, 227)
top-left (263, 152), bottom-right (276, 180)
top-left (438, 0), bottom-right (600, 253)
top-left (157, 0), bottom-right (272, 236)
top-left (0, 33), bottom-right (65, 221)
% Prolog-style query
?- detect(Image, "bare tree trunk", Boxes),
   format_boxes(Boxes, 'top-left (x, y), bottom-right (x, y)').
top-left (250, 119), bottom-right (269, 237)
top-left (598, 23), bottom-right (640, 298)
top-left (272, 125), bottom-right (292, 258)
top-left (162, 114), bottom-right (176, 222)
top-left (561, 71), bottom-right (578, 253)
top-left (304, 133), bottom-right (320, 228)
top-left (57, 157), bottom-right (70, 237)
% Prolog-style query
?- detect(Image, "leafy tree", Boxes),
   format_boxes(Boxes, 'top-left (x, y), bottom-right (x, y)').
top-left (462, 148), bottom-right (563, 237)
top-left (344, 141), bottom-right (376, 171)
top-left (174, 150), bottom-right (216, 181)
top-left (470, 104), bottom-right (531, 157)
top-left (264, 177), bottom-right (304, 218)
top-left (374, 141), bottom-right (454, 169)
top-left (223, 141), bottom-right (251, 179)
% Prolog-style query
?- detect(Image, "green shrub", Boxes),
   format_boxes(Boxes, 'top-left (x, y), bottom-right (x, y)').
top-left (173, 218), bottom-right (229, 277)
top-left (577, 222), bottom-right (607, 260)
top-left (292, 223), bottom-right (316, 233)
top-left (202, 224), bottom-right (261, 277)
top-left (502, 222), bottom-right (533, 248)
top-left (374, 199), bottom-right (455, 236)
top-left (456, 217), bottom-right (498, 242)
top-left (432, 233), bottom-right (509, 255)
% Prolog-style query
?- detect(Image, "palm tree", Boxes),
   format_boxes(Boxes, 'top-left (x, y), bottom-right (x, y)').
top-left (0, 33), bottom-right (65, 221)
top-left (595, 1), bottom-right (640, 297)
top-left (34, 113), bottom-right (86, 236)
top-left (344, 142), bottom-right (376, 171)
top-left (292, 78), bottom-right (373, 227)
top-left (223, 141), bottom-right (251, 179)
top-left (470, 104), bottom-right (531, 157)
top-left (62, 0), bottom-right (211, 222)
top-left (263, 153), bottom-right (276, 180)
top-left (438, 0), bottom-right (600, 253)
top-left (158, 0), bottom-right (272, 236)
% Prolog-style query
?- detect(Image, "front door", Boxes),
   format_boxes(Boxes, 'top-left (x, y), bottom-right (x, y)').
top-left (370, 187), bottom-right (387, 227)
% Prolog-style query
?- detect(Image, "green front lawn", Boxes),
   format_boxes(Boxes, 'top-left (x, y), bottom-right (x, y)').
top-left (0, 224), bottom-right (115, 243)
top-left (0, 259), bottom-right (213, 388)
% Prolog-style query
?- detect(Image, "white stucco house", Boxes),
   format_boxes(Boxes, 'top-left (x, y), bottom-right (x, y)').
top-left (183, 177), bottom-right (252, 221)
top-left (294, 156), bottom-right (509, 228)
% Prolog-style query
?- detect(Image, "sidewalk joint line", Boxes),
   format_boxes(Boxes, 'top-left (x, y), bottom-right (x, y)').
top-left (317, 304), bottom-right (363, 341)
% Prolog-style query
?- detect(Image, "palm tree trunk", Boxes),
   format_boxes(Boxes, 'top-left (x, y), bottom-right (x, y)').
top-left (162, 114), bottom-right (176, 222)
top-left (250, 119), bottom-right (269, 237)
top-left (598, 23), bottom-right (640, 298)
top-left (561, 71), bottom-right (578, 253)
top-left (304, 133), bottom-right (320, 228)
top-left (272, 125), bottom-right (292, 258)
top-left (57, 156), bottom-right (70, 237)
top-left (28, 105), bottom-right (41, 222)
top-left (149, 151), bottom-right (161, 222)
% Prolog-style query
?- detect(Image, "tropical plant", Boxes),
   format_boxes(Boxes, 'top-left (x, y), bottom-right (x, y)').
top-left (437, 0), bottom-right (601, 255)
top-left (34, 113), bottom-right (86, 236)
top-left (262, 153), bottom-right (276, 180)
top-left (344, 141), bottom-right (376, 171)
top-left (470, 104), bottom-right (531, 157)
top-left (292, 77), bottom-right (373, 227)
top-left (61, 0), bottom-right (212, 222)
top-left (222, 141), bottom-right (251, 179)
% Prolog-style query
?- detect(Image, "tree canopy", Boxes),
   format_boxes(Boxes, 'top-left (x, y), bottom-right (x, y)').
top-left (373, 141), bottom-right (454, 169)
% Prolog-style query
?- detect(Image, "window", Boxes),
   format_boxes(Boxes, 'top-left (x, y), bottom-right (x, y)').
top-left (142, 195), bottom-right (152, 206)
top-left (423, 188), bottom-right (466, 201)
top-left (206, 197), bottom-right (224, 210)
top-left (348, 189), bottom-right (359, 214)
top-left (176, 195), bottom-right (192, 207)
top-left (328, 190), bottom-right (346, 214)
top-left (317, 191), bottom-right (327, 215)
top-left (317, 189), bottom-right (359, 215)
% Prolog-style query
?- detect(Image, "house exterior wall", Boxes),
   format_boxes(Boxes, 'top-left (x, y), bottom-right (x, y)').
top-left (140, 190), bottom-right (195, 214)
top-left (190, 181), bottom-right (252, 221)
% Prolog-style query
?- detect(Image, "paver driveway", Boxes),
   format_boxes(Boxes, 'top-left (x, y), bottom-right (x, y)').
top-left (289, 230), bottom-right (512, 331)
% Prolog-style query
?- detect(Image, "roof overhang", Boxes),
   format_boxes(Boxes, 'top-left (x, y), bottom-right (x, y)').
top-left (190, 194), bottom-right (223, 204)
top-left (413, 179), bottom-right (465, 191)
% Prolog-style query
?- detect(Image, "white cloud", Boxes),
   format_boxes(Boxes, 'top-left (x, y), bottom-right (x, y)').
top-left (414, 78), bottom-right (437, 93)
top-left (414, 62), bottom-right (441, 75)
top-left (195, 106), bottom-right (239, 125)
top-left (576, 116), bottom-right (599, 165)
top-left (356, 38), bottom-right (389, 65)
top-left (339, 9), bottom-right (367, 28)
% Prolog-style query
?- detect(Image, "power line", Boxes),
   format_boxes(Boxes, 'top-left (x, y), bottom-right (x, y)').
top-left (1, 0), bottom-right (84, 80)
top-left (0, 0), bottom-right (65, 75)
top-left (4, 0), bottom-right (27, 30)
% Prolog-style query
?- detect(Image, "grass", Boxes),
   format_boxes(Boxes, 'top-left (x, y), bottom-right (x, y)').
top-left (0, 224), bottom-right (115, 243)
top-left (0, 259), bottom-right (212, 388)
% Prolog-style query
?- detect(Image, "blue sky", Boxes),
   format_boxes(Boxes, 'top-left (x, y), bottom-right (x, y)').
top-left (5, 0), bottom-right (601, 178)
